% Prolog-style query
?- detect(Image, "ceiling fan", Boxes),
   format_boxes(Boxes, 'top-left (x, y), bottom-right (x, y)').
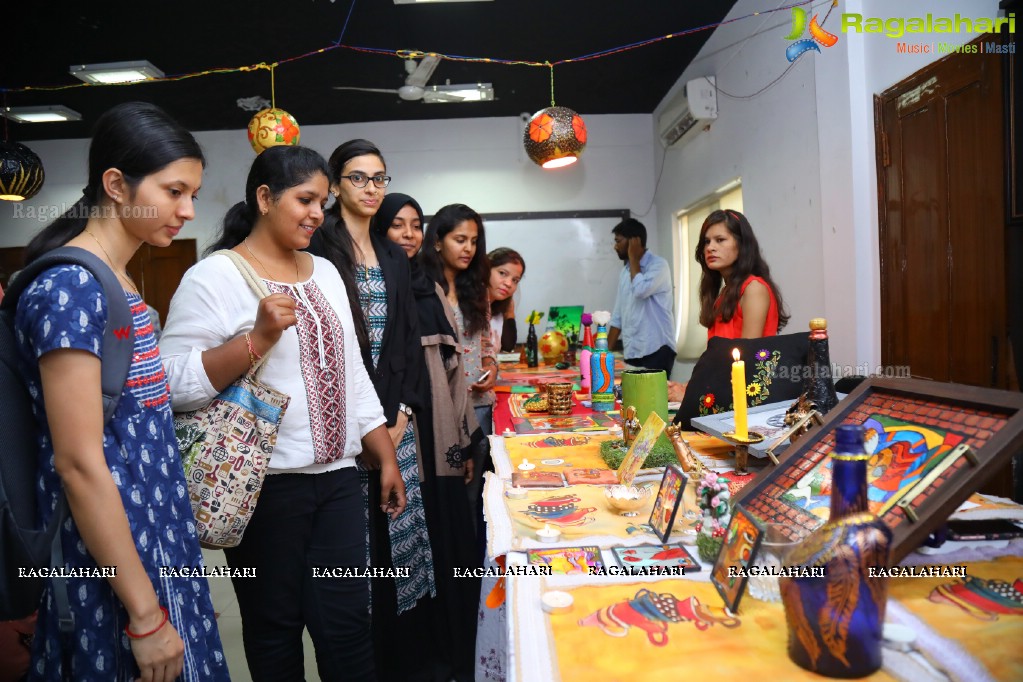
top-left (333, 55), bottom-right (492, 103)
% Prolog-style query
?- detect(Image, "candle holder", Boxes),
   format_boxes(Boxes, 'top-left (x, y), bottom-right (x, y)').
top-left (720, 430), bottom-right (765, 476)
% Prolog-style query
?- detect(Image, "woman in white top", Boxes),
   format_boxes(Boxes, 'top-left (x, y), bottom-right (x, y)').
top-left (161, 145), bottom-right (405, 681)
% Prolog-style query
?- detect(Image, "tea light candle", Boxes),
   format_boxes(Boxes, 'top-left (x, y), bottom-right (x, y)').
top-left (503, 428), bottom-right (515, 438)
top-left (505, 485), bottom-right (528, 499)
top-left (518, 458), bottom-right (535, 471)
top-left (541, 590), bottom-right (574, 614)
top-left (731, 348), bottom-right (748, 440)
top-left (536, 523), bottom-right (561, 543)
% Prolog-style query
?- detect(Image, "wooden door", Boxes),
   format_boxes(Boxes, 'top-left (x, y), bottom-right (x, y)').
top-left (878, 38), bottom-right (1007, 388)
top-left (127, 239), bottom-right (197, 327)
top-left (877, 36), bottom-right (1011, 496)
top-left (0, 247), bottom-right (26, 289)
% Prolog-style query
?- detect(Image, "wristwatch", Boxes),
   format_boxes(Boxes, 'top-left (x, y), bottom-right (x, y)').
top-left (398, 403), bottom-right (413, 418)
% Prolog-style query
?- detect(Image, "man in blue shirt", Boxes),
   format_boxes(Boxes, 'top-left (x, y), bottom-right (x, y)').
top-left (607, 218), bottom-right (677, 375)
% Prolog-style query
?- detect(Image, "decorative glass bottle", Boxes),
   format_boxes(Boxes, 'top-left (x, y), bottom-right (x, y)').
top-left (579, 314), bottom-right (594, 393)
top-left (589, 311), bottom-right (615, 412)
top-left (525, 321), bottom-right (539, 368)
top-left (780, 424), bottom-right (892, 678)
top-left (804, 318), bottom-right (839, 415)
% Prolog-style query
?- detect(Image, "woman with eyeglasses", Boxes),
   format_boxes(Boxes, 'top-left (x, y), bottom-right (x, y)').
top-left (307, 139), bottom-right (435, 681)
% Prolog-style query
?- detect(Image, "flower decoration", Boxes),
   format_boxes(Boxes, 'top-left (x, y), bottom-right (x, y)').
top-left (247, 107), bottom-right (301, 154)
top-left (523, 106), bottom-right (588, 169)
top-left (700, 394), bottom-right (716, 408)
top-left (755, 349), bottom-right (770, 362)
top-left (746, 383), bottom-right (761, 398)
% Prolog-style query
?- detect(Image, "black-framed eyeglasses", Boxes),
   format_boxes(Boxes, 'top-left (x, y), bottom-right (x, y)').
top-left (340, 172), bottom-right (391, 189)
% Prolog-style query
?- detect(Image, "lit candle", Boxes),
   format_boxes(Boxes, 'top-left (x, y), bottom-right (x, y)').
top-left (731, 348), bottom-right (748, 440)
top-left (536, 523), bottom-right (561, 543)
top-left (518, 458), bottom-right (535, 471)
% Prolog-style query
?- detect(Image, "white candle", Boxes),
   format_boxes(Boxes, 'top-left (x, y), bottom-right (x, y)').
top-left (518, 458), bottom-right (535, 471)
top-left (541, 590), bottom-right (574, 614)
top-left (536, 523), bottom-right (561, 543)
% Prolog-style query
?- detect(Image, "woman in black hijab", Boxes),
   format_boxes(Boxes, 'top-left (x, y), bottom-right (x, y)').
top-left (371, 193), bottom-right (482, 682)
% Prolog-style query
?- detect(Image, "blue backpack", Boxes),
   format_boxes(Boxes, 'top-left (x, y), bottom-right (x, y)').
top-left (0, 247), bottom-right (134, 624)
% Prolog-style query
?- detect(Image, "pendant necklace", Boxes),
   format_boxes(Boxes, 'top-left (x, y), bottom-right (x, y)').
top-left (83, 228), bottom-right (140, 295)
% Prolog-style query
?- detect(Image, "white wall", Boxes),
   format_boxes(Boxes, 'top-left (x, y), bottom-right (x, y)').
top-left (651, 0), bottom-right (826, 362)
top-left (654, 0), bottom-right (1004, 372)
top-left (0, 113), bottom-right (659, 277)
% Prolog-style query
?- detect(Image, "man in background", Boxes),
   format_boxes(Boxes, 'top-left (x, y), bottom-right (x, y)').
top-left (607, 218), bottom-right (677, 376)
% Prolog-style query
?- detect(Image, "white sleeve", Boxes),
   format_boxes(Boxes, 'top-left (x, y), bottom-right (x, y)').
top-left (160, 257), bottom-right (242, 412)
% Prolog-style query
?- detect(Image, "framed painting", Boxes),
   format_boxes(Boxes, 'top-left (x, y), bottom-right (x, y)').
top-left (648, 465), bottom-right (687, 543)
top-left (527, 546), bottom-right (603, 574)
top-left (611, 543), bottom-right (701, 572)
top-left (735, 378), bottom-right (1023, 563)
top-left (710, 505), bottom-right (764, 613)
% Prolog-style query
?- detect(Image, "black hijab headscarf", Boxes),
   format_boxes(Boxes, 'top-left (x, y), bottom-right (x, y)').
top-left (370, 193), bottom-right (457, 345)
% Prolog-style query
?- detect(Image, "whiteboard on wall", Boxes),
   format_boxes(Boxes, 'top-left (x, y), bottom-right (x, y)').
top-left (480, 210), bottom-right (628, 345)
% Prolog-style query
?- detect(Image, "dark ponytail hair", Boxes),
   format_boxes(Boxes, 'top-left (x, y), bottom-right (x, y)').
top-left (314, 139), bottom-right (388, 355)
top-left (24, 101), bottom-right (205, 264)
top-left (205, 145), bottom-right (329, 254)
top-left (488, 247), bottom-right (525, 318)
top-left (419, 203), bottom-right (490, 336)
top-left (696, 209), bottom-right (789, 331)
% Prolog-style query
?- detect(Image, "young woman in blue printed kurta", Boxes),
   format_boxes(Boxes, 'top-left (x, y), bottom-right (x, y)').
top-left (14, 102), bottom-right (228, 682)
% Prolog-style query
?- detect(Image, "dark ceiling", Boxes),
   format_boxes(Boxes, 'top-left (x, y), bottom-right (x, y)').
top-left (5, 1), bottom-right (738, 142)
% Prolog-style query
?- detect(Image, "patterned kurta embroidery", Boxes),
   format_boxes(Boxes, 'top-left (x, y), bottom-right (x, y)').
top-left (268, 280), bottom-right (347, 464)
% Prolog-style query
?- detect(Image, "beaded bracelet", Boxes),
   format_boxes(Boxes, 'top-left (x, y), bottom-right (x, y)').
top-left (244, 332), bottom-right (263, 367)
top-left (125, 606), bottom-right (169, 639)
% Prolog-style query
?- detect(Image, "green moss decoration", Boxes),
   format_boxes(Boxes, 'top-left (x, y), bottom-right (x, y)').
top-left (599, 438), bottom-right (678, 470)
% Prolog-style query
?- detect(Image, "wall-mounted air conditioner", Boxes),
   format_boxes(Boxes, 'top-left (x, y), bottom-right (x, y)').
top-left (658, 76), bottom-right (717, 148)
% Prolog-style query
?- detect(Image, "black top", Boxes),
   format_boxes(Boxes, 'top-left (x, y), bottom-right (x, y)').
top-left (309, 225), bottom-right (422, 425)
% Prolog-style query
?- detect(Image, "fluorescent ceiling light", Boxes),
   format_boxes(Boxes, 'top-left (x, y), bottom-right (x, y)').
top-left (3, 105), bottom-right (82, 123)
top-left (714, 178), bottom-right (742, 194)
top-left (423, 83), bottom-right (494, 103)
top-left (69, 60), bottom-right (165, 84)
top-left (394, 0), bottom-right (492, 4)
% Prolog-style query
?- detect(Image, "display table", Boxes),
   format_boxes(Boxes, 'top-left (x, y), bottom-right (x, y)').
top-left (479, 366), bottom-right (1023, 681)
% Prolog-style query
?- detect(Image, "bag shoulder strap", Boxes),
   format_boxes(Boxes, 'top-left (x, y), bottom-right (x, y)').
top-left (3, 246), bottom-right (133, 423)
top-left (212, 249), bottom-right (272, 299)
top-left (210, 249), bottom-right (275, 377)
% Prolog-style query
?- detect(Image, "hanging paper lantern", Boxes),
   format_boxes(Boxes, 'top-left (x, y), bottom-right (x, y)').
top-left (247, 108), bottom-right (301, 154)
top-left (0, 141), bottom-right (45, 201)
top-left (523, 106), bottom-right (587, 169)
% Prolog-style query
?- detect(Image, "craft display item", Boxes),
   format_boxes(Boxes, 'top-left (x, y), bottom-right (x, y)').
top-left (780, 424), bottom-right (892, 678)
top-left (589, 310), bottom-right (616, 412)
top-left (710, 504), bottom-right (765, 614)
top-left (563, 468), bottom-right (619, 486)
top-left (528, 546), bottom-right (603, 574)
top-left (536, 523), bottom-right (563, 543)
top-left (512, 470), bottom-right (567, 489)
top-left (622, 405), bottom-right (641, 446)
top-left (615, 412), bottom-right (666, 485)
top-left (547, 382), bottom-right (574, 415)
top-left (539, 330), bottom-right (569, 365)
top-left (730, 348), bottom-right (748, 440)
top-left (523, 393), bottom-right (549, 413)
top-left (802, 318), bottom-right (839, 415)
top-left (612, 543), bottom-right (702, 572)
top-left (696, 471), bottom-right (732, 563)
top-left (665, 424), bottom-right (703, 473)
top-left (579, 313), bottom-right (594, 392)
top-left (605, 485), bottom-right (652, 517)
top-left (649, 465), bottom-right (688, 543)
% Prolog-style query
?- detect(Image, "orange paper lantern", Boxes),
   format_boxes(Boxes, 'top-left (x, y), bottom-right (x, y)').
top-left (247, 108), bottom-right (301, 154)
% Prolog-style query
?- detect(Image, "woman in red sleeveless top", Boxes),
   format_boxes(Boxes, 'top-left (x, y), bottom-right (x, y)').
top-left (697, 209), bottom-right (789, 339)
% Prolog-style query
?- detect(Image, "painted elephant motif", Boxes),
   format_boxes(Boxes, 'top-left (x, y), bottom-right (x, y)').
top-left (578, 589), bottom-right (740, 646)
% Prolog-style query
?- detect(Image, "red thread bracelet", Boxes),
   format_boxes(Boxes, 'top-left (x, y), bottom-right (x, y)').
top-left (125, 606), bottom-right (169, 639)
top-left (245, 332), bottom-right (263, 366)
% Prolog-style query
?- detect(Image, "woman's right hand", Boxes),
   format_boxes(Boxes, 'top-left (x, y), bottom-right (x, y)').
top-left (130, 618), bottom-right (185, 682)
top-left (250, 293), bottom-right (298, 355)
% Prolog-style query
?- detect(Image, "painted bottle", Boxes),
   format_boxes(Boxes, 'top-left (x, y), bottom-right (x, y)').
top-left (804, 318), bottom-right (839, 415)
top-left (579, 315), bottom-right (594, 393)
top-left (589, 312), bottom-right (616, 412)
top-left (780, 424), bottom-right (892, 678)
top-left (525, 321), bottom-right (539, 368)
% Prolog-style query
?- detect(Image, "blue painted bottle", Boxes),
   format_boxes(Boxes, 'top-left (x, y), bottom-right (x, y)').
top-left (589, 321), bottom-right (616, 412)
top-left (780, 424), bottom-right (892, 678)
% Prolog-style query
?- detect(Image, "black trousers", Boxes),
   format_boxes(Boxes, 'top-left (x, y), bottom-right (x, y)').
top-left (625, 344), bottom-right (677, 376)
top-left (225, 467), bottom-right (374, 682)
